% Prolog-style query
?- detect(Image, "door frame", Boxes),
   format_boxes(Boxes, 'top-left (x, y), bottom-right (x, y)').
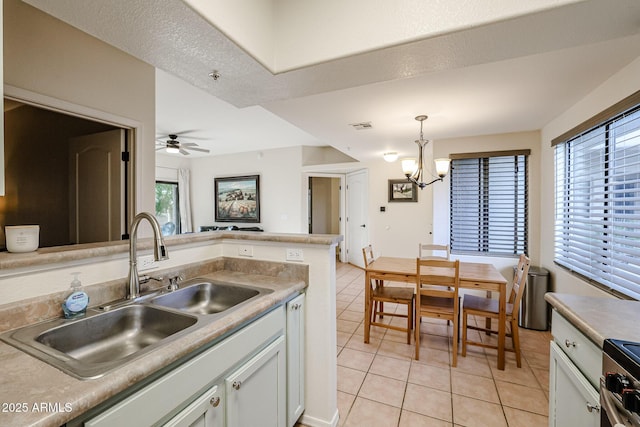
top-left (302, 172), bottom-right (346, 263)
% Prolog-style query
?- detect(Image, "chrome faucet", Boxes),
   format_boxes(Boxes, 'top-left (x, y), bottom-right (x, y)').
top-left (126, 212), bottom-right (169, 299)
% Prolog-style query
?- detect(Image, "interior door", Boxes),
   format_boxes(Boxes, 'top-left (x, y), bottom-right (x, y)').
top-left (346, 170), bottom-right (369, 268)
top-left (69, 129), bottom-right (125, 244)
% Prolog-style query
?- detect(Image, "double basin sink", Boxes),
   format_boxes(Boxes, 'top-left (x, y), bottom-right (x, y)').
top-left (1, 280), bottom-right (272, 379)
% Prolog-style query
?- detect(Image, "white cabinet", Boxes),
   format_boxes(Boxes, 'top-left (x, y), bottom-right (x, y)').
top-left (78, 293), bottom-right (304, 427)
top-left (549, 341), bottom-right (600, 427)
top-left (548, 310), bottom-right (601, 427)
top-left (286, 294), bottom-right (305, 427)
top-left (164, 383), bottom-right (224, 427)
top-left (82, 307), bottom-right (285, 427)
top-left (226, 336), bottom-right (286, 427)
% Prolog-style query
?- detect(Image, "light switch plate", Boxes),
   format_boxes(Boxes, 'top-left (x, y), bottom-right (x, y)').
top-left (286, 248), bottom-right (304, 262)
top-left (138, 254), bottom-right (157, 271)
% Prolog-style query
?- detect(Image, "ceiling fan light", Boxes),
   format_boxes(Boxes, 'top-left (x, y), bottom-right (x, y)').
top-left (166, 146), bottom-right (180, 154)
top-left (383, 152), bottom-right (398, 162)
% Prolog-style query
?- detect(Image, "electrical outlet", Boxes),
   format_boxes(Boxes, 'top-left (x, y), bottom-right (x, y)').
top-left (286, 248), bottom-right (304, 262)
top-left (138, 254), bottom-right (157, 271)
top-left (238, 245), bottom-right (253, 257)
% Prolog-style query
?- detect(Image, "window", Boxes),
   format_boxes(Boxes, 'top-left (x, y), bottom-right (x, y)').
top-left (554, 98), bottom-right (640, 299)
top-left (450, 151), bottom-right (529, 256)
top-left (155, 181), bottom-right (180, 236)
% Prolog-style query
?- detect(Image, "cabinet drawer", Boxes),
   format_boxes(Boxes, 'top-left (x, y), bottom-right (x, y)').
top-left (551, 310), bottom-right (601, 388)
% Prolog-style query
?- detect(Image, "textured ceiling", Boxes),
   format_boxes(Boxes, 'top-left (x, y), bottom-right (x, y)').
top-left (22, 0), bottom-right (640, 162)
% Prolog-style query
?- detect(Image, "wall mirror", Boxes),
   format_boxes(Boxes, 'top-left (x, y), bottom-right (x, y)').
top-left (2, 97), bottom-right (134, 251)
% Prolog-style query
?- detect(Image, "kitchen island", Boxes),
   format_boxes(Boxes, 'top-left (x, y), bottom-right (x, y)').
top-left (0, 231), bottom-right (341, 427)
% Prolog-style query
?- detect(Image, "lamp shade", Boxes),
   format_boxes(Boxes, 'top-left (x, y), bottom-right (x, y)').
top-left (434, 158), bottom-right (450, 177)
top-left (401, 158), bottom-right (418, 176)
top-left (166, 146), bottom-right (180, 154)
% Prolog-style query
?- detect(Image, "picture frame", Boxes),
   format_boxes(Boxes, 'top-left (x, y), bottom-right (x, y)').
top-left (214, 175), bottom-right (260, 222)
top-left (388, 179), bottom-right (418, 202)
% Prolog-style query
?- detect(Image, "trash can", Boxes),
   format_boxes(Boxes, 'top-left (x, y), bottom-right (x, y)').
top-left (515, 266), bottom-right (550, 331)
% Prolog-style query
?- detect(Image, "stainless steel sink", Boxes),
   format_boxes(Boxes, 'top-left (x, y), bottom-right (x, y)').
top-left (150, 281), bottom-right (271, 315)
top-left (1, 305), bottom-right (198, 379)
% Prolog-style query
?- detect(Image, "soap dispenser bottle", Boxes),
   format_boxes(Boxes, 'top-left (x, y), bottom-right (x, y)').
top-left (62, 272), bottom-right (89, 319)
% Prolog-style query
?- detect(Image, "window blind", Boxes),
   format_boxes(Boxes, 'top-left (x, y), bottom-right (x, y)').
top-left (450, 153), bottom-right (528, 256)
top-left (554, 105), bottom-right (640, 299)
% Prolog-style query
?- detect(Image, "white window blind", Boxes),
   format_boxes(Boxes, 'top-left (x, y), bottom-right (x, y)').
top-left (554, 104), bottom-right (640, 299)
top-left (450, 152), bottom-right (528, 256)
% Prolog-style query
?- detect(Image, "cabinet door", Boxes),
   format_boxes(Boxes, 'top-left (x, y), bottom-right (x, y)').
top-left (226, 335), bottom-right (286, 427)
top-left (287, 294), bottom-right (305, 427)
top-left (549, 341), bottom-right (600, 427)
top-left (164, 384), bottom-right (224, 427)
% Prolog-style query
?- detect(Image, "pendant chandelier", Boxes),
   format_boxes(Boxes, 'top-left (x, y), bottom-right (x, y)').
top-left (401, 115), bottom-right (450, 189)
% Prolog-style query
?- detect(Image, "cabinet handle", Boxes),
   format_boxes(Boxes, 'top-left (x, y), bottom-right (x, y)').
top-left (565, 339), bottom-right (576, 348)
top-left (209, 396), bottom-right (220, 407)
top-left (291, 303), bottom-right (301, 310)
top-left (232, 381), bottom-right (242, 390)
top-left (586, 402), bottom-right (599, 413)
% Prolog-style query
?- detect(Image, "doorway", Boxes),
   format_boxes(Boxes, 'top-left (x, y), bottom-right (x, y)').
top-left (3, 91), bottom-right (135, 249)
top-left (306, 174), bottom-right (345, 262)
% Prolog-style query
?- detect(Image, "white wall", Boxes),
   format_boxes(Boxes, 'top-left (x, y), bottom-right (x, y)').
top-left (365, 156), bottom-right (435, 259)
top-left (181, 146), bottom-right (305, 232)
top-left (540, 55), bottom-right (640, 297)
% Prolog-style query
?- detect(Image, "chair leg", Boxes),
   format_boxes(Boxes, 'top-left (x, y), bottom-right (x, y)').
top-left (452, 314), bottom-right (458, 368)
top-left (461, 309), bottom-right (467, 357)
top-left (377, 281), bottom-right (384, 318)
top-left (512, 318), bottom-right (522, 368)
top-left (406, 301), bottom-right (412, 344)
top-left (415, 305), bottom-right (420, 360)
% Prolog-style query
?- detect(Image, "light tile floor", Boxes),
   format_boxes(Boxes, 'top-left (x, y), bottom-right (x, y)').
top-left (332, 262), bottom-right (552, 427)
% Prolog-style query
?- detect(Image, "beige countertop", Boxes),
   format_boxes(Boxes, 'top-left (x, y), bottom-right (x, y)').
top-left (0, 231), bottom-right (342, 271)
top-left (0, 270), bottom-right (306, 427)
top-left (545, 292), bottom-right (640, 347)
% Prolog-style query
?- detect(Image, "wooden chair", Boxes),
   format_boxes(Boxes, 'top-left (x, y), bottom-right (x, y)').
top-left (461, 254), bottom-right (531, 367)
top-left (415, 258), bottom-right (460, 365)
top-left (362, 245), bottom-right (414, 344)
top-left (418, 243), bottom-right (450, 260)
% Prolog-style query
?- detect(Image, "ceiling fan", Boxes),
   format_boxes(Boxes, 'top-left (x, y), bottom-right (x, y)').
top-left (155, 134), bottom-right (210, 155)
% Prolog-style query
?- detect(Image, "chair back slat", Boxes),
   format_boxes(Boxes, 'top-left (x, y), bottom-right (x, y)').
top-left (362, 245), bottom-right (375, 267)
top-left (416, 258), bottom-right (460, 298)
top-left (418, 243), bottom-right (450, 260)
top-left (509, 254), bottom-right (531, 316)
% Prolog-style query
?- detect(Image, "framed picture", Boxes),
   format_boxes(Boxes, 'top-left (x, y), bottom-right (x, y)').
top-left (214, 175), bottom-right (260, 222)
top-left (388, 179), bottom-right (418, 202)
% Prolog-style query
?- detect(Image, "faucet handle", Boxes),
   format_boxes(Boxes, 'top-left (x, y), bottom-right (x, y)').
top-left (168, 275), bottom-right (183, 291)
top-left (139, 275), bottom-right (163, 285)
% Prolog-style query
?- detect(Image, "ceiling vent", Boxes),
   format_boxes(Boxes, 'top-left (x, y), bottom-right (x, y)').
top-left (349, 121), bottom-right (373, 130)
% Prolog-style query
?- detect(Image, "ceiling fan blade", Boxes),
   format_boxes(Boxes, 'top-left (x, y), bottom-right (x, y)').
top-left (179, 148), bottom-right (191, 155)
top-left (177, 135), bottom-right (208, 141)
top-left (186, 146), bottom-right (210, 153)
top-left (180, 142), bottom-right (198, 147)
top-left (155, 146), bottom-right (165, 151)
top-left (174, 129), bottom-right (204, 136)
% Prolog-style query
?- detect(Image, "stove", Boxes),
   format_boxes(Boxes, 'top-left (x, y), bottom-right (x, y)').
top-left (602, 339), bottom-right (640, 427)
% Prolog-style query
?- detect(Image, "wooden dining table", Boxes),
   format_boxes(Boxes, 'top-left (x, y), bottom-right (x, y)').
top-left (364, 256), bottom-right (509, 370)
